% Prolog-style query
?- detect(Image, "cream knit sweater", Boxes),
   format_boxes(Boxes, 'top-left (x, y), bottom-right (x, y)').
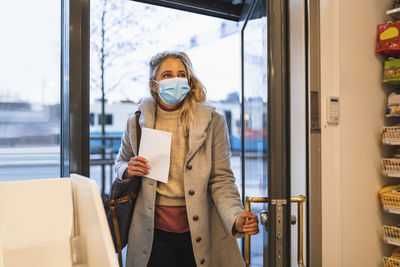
top-left (154, 105), bottom-right (188, 206)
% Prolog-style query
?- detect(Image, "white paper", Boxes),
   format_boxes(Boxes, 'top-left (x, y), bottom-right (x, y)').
top-left (139, 127), bottom-right (171, 183)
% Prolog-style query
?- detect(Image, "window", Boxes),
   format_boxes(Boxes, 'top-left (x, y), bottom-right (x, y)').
top-left (0, 1), bottom-right (61, 181)
top-left (97, 114), bottom-right (113, 125)
top-left (90, 113), bottom-right (95, 126)
top-left (106, 114), bottom-right (113, 125)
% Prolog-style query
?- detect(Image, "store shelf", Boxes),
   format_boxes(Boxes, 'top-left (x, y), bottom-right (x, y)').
top-left (383, 140), bottom-right (400, 145)
top-left (386, 114), bottom-right (400, 118)
top-left (384, 206), bottom-right (400, 215)
top-left (387, 7), bottom-right (400, 20)
top-left (384, 171), bottom-right (400, 178)
top-left (381, 7), bottom-right (400, 265)
top-left (385, 236), bottom-right (400, 246)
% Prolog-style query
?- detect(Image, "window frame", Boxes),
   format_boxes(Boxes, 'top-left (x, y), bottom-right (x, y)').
top-left (61, 0), bottom-right (90, 177)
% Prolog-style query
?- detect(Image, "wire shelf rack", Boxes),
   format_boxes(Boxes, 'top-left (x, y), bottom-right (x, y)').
top-left (382, 159), bottom-right (400, 177)
top-left (384, 256), bottom-right (400, 267)
top-left (387, 7), bottom-right (400, 20)
top-left (385, 247), bottom-right (400, 266)
top-left (379, 185), bottom-right (400, 214)
top-left (382, 127), bottom-right (400, 145)
top-left (384, 225), bottom-right (400, 246)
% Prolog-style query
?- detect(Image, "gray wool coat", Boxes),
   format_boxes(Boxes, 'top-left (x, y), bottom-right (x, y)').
top-left (115, 97), bottom-right (245, 267)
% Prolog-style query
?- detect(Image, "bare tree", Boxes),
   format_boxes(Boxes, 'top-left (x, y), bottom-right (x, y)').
top-left (91, 0), bottom-right (182, 129)
top-left (92, 0), bottom-right (146, 134)
top-left (90, 0), bottom-right (180, 194)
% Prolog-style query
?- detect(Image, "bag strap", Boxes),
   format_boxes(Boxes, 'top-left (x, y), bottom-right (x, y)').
top-left (105, 190), bottom-right (137, 205)
top-left (111, 205), bottom-right (123, 267)
top-left (114, 110), bottom-right (142, 267)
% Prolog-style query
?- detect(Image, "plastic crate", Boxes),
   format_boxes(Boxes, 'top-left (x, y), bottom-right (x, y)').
top-left (382, 159), bottom-right (400, 177)
top-left (382, 126), bottom-right (400, 145)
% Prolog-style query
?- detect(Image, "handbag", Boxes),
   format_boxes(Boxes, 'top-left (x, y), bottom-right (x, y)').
top-left (376, 21), bottom-right (400, 56)
top-left (104, 110), bottom-right (142, 267)
top-left (383, 58), bottom-right (400, 84)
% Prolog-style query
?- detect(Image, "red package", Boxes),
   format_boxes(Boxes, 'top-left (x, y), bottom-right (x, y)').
top-left (376, 21), bottom-right (400, 56)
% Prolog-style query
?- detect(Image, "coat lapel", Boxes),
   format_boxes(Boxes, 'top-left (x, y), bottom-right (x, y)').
top-left (138, 97), bottom-right (156, 129)
top-left (186, 102), bottom-right (214, 162)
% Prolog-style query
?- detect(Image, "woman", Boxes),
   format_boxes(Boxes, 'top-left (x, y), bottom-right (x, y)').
top-left (115, 51), bottom-right (259, 267)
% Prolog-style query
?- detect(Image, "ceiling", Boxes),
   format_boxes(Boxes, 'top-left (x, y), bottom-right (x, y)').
top-left (131, 0), bottom-right (245, 21)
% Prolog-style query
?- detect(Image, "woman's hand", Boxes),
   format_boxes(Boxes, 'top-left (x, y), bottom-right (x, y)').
top-left (234, 211), bottom-right (259, 235)
top-left (125, 156), bottom-right (150, 178)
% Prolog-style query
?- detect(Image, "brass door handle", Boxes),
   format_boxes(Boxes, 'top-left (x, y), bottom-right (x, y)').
top-left (291, 196), bottom-right (306, 267)
top-left (244, 195), bottom-right (307, 267)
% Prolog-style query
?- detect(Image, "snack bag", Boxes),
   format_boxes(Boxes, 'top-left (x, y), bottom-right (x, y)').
top-left (383, 58), bottom-right (400, 84)
top-left (377, 22), bottom-right (400, 56)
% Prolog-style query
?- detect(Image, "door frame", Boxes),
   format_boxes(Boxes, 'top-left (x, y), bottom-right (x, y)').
top-left (69, 0), bottom-right (303, 264)
top-left (266, 0), bottom-right (291, 265)
top-left (239, 0), bottom-right (291, 266)
top-left (307, 0), bottom-right (322, 266)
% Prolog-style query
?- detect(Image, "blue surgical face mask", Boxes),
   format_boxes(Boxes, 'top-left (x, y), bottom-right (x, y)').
top-left (153, 77), bottom-right (190, 106)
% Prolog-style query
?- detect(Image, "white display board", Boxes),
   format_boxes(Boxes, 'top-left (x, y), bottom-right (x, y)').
top-left (0, 175), bottom-right (118, 267)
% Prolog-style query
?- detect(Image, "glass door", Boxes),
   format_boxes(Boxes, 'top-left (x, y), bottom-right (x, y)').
top-left (240, 0), bottom-right (293, 266)
top-left (241, 0), bottom-right (268, 266)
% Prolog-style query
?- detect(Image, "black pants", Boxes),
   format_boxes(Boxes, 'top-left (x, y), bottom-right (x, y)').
top-left (147, 228), bottom-right (197, 267)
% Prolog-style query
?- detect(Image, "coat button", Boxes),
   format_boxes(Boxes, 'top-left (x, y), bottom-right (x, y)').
top-left (200, 259), bottom-right (205, 264)
top-left (196, 237), bottom-right (202, 242)
top-left (186, 164), bottom-right (192, 170)
top-left (189, 190), bottom-right (195, 196)
top-left (193, 215), bottom-right (199, 221)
